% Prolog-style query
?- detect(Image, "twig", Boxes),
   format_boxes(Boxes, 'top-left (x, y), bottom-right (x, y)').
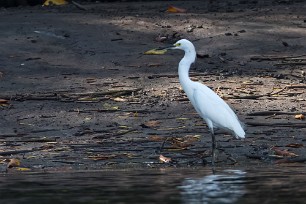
top-left (159, 137), bottom-right (170, 154)
top-left (247, 111), bottom-right (305, 116)
top-left (227, 156), bottom-right (237, 164)
top-left (275, 62), bottom-right (306, 66)
top-left (275, 157), bottom-right (306, 164)
top-left (268, 84), bottom-right (306, 96)
top-left (0, 133), bottom-right (27, 138)
top-left (0, 88), bottom-right (141, 101)
top-left (3, 138), bottom-right (57, 143)
top-left (226, 95), bottom-right (265, 99)
top-left (0, 147), bottom-right (42, 156)
top-left (250, 55), bottom-right (306, 61)
top-left (69, 108), bottom-right (151, 113)
top-left (92, 128), bottom-right (137, 139)
top-left (246, 122), bottom-right (306, 127)
top-left (71, 1), bottom-right (88, 10)
top-left (245, 154), bottom-right (264, 160)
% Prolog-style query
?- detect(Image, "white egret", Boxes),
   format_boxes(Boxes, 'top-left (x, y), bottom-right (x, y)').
top-left (164, 39), bottom-right (245, 165)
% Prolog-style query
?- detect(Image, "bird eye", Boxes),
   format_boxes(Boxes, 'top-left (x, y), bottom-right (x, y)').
top-left (176, 43), bottom-right (181, 46)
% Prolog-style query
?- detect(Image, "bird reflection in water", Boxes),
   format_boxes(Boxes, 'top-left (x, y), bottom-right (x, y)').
top-left (180, 170), bottom-right (246, 204)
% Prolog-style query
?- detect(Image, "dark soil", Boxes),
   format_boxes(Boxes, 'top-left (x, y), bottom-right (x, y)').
top-left (1, 0), bottom-right (306, 172)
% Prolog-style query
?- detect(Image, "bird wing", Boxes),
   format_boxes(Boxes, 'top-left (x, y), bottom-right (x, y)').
top-left (192, 82), bottom-right (245, 138)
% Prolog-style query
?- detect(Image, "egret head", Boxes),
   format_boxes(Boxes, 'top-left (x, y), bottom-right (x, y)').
top-left (168, 39), bottom-right (196, 63)
top-left (171, 39), bottom-right (195, 52)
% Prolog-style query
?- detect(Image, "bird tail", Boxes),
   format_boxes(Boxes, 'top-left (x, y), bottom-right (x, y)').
top-left (234, 124), bottom-right (245, 139)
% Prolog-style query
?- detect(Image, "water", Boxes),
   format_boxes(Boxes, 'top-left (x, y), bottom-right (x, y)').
top-left (0, 166), bottom-right (305, 204)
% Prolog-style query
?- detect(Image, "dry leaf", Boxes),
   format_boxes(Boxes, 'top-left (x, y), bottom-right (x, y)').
top-left (167, 5), bottom-right (186, 13)
top-left (0, 99), bottom-right (8, 104)
top-left (143, 120), bottom-right (161, 128)
top-left (294, 114), bottom-right (305, 120)
top-left (88, 154), bottom-right (117, 161)
top-left (272, 147), bottom-right (298, 157)
top-left (148, 135), bottom-right (164, 141)
top-left (159, 154), bottom-right (172, 163)
top-left (112, 97), bottom-right (127, 102)
top-left (0, 99), bottom-right (9, 107)
top-left (148, 63), bottom-right (163, 67)
top-left (43, 0), bottom-right (68, 6)
top-left (86, 78), bottom-right (97, 83)
top-left (144, 49), bottom-right (167, 55)
top-left (171, 135), bottom-right (200, 148)
top-left (103, 103), bottom-right (119, 110)
top-left (176, 117), bottom-right (189, 120)
top-left (77, 97), bottom-right (98, 101)
top-left (7, 158), bottom-right (21, 168)
top-left (16, 167), bottom-right (31, 171)
top-left (285, 143), bottom-right (304, 148)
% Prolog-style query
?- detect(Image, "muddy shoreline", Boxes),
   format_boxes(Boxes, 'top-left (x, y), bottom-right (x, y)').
top-left (1, 0), bottom-right (306, 172)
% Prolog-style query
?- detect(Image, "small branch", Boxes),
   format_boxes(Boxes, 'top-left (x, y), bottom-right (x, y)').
top-left (246, 122), bottom-right (306, 127)
top-left (71, 1), bottom-right (88, 10)
top-left (69, 108), bottom-right (151, 113)
top-left (250, 55), bottom-right (306, 61)
top-left (0, 147), bottom-right (42, 156)
top-left (0, 88), bottom-right (141, 102)
top-left (275, 157), bottom-right (306, 164)
top-left (247, 111), bottom-right (305, 116)
top-left (275, 62), bottom-right (306, 66)
top-left (226, 94), bottom-right (265, 100)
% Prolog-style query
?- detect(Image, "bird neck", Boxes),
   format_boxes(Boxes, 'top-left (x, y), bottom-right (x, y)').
top-left (178, 49), bottom-right (196, 87)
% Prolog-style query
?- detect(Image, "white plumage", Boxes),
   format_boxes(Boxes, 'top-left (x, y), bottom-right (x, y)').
top-left (168, 39), bottom-right (245, 165)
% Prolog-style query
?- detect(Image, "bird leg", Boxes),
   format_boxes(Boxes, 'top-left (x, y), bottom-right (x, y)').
top-left (211, 132), bottom-right (216, 167)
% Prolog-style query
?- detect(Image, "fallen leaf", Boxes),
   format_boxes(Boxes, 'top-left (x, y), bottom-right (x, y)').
top-left (148, 135), bottom-right (164, 141)
top-left (285, 143), bottom-right (304, 148)
top-left (0, 99), bottom-right (9, 107)
top-left (167, 5), bottom-right (186, 13)
top-left (7, 158), bottom-right (21, 168)
top-left (103, 103), bottom-right (119, 110)
top-left (77, 97), bottom-right (98, 101)
top-left (155, 36), bottom-right (167, 42)
top-left (88, 154), bottom-right (117, 161)
top-left (112, 97), bottom-right (127, 102)
top-left (84, 117), bottom-right (92, 121)
top-left (0, 99), bottom-right (8, 104)
top-left (159, 154), bottom-right (172, 163)
top-left (176, 117), bottom-right (189, 120)
top-left (148, 63), bottom-right (163, 67)
top-left (142, 120), bottom-right (161, 128)
top-left (16, 167), bottom-right (31, 171)
top-left (171, 135), bottom-right (200, 148)
top-left (86, 78), bottom-right (97, 83)
top-left (43, 0), bottom-right (68, 6)
top-left (294, 114), bottom-right (305, 120)
top-left (122, 153), bottom-right (138, 158)
top-left (272, 147), bottom-right (298, 157)
top-left (144, 49), bottom-right (167, 55)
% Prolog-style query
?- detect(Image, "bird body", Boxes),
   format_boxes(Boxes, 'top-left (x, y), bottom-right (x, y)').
top-left (167, 39), bottom-right (245, 165)
top-left (177, 41), bottom-right (245, 139)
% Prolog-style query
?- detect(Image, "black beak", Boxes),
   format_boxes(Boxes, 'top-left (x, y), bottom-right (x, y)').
top-left (156, 45), bottom-right (175, 50)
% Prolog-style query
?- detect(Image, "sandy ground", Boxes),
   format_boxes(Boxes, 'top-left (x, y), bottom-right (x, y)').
top-left (1, 0), bottom-right (306, 172)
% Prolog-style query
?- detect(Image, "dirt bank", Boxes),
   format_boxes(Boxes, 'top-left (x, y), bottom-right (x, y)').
top-left (1, 0), bottom-right (306, 172)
